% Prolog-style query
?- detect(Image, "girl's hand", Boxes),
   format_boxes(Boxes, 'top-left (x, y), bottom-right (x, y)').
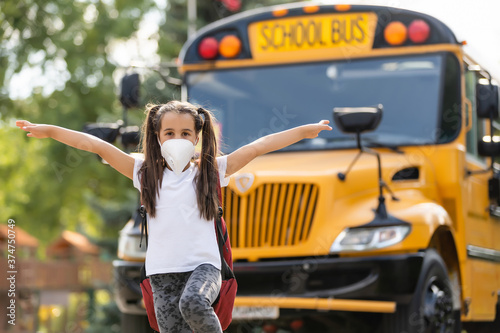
top-left (303, 120), bottom-right (332, 139)
top-left (226, 119), bottom-right (333, 176)
top-left (16, 120), bottom-right (52, 139)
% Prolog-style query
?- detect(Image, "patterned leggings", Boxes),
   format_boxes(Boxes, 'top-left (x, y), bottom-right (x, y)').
top-left (149, 264), bottom-right (222, 333)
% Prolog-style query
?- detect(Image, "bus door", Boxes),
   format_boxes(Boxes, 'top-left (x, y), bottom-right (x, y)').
top-left (464, 66), bottom-right (498, 319)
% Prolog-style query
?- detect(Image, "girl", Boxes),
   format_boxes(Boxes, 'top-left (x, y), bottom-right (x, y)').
top-left (16, 100), bottom-right (332, 332)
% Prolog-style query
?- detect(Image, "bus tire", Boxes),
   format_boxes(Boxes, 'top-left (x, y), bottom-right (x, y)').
top-left (383, 249), bottom-right (461, 333)
top-left (120, 313), bottom-right (155, 333)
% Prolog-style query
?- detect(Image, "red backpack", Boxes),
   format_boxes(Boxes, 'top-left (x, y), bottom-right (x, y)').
top-left (138, 182), bottom-right (237, 332)
top-left (213, 184), bottom-right (238, 329)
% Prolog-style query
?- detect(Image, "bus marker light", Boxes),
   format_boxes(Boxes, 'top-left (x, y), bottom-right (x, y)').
top-left (335, 4), bottom-right (351, 12)
top-left (408, 20), bottom-right (430, 43)
top-left (290, 319), bottom-right (304, 330)
top-left (303, 5), bottom-right (320, 13)
top-left (272, 8), bottom-right (288, 17)
top-left (198, 37), bottom-right (218, 59)
top-left (219, 35), bottom-right (242, 58)
top-left (384, 21), bottom-right (407, 45)
top-left (262, 324), bottom-right (278, 333)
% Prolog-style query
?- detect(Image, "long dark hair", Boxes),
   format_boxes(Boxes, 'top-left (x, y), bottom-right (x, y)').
top-left (138, 101), bottom-right (220, 220)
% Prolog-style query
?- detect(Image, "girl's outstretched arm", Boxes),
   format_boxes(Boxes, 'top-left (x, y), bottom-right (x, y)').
top-left (16, 120), bottom-right (135, 179)
top-left (225, 120), bottom-right (332, 176)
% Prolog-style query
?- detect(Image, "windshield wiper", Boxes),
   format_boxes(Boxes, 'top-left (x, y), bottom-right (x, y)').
top-left (287, 137), bottom-right (354, 147)
top-left (362, 138), bottom-right (404, 154)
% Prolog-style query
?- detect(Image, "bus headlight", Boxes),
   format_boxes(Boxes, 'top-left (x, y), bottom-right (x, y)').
top-left (117, 220), bottom-right (147, 260)
top-left (330, 225), bottom-right (411, 252)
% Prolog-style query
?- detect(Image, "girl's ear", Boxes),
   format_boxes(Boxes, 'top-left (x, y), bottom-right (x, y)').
top-left (195, 136), bottom-right (200, 145)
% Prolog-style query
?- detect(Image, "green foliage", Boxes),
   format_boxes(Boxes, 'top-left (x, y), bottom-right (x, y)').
top-left (0, 0), bottom-right (158, 247)
top-left (0, 0), bottom-right (295, 250)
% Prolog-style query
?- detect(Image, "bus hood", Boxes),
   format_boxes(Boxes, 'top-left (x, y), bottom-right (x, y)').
top-left (225, 149), bottom-right (442, 260)
top-left (229, 149), bottom-right (436, 200)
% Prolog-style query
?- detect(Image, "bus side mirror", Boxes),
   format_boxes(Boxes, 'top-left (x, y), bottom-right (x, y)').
top-left (83, 122), bottom-right (121, 143)
top-left (333, 105), bottom-right (383, 134)
top-left (120, 73), bottom-right (140, 109)
top-left (120, 126), bottom-right (141, 150)
top-left (478, 136), bottom-right (500, 157)
top-left (476, 82), bottom-right (499, 119)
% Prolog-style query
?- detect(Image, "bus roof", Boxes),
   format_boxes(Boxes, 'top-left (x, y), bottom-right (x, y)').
top-left (179, 3), bottom-right (460, 66)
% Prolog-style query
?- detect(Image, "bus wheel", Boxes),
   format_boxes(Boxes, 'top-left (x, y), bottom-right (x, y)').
top-left (383, 249), bottom-right (461, 333)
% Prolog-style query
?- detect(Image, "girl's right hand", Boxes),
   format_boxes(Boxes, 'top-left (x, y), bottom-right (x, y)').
top-left (16, 120), bottom-right (51, 139)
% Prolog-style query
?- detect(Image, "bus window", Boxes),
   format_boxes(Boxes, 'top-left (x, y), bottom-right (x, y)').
top-left (438, 53), bottom-right (461, 143)
top-left (187, 53), bottom-right (450, 153)
top-left (465, 68), bottom-right (486, 159)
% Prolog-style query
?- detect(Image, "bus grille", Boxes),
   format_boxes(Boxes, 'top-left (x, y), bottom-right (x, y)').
top-left (222, 183), bottom-right (319, 248)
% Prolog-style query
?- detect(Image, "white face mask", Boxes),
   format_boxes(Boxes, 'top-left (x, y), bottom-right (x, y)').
top-left (158, 139), bottom-right (196, 175)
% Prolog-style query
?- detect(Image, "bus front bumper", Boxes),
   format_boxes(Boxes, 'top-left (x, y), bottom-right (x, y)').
top-left (235, 296), bottom-right (396, 313)
top-left (232, 252), bottom-right (424, 312)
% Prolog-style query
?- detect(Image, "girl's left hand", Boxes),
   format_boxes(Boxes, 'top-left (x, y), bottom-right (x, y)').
top-left (303, 120), bottom-right (332, 139)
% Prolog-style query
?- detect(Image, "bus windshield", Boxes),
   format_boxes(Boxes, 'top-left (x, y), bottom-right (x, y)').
top-left (187, 54), bottom-right (446, 154)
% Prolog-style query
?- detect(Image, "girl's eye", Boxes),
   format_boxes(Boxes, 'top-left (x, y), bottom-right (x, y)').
top-left (182, 132), bottom-right (190, 136)
top-left (166, 132), bottom-right (173, 136)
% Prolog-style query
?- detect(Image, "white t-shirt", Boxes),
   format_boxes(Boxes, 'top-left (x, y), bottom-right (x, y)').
top-left (133, 155), bottom-right (230, 276)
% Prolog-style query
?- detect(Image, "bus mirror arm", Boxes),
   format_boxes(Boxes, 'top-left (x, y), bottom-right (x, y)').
top-left (333, 105), bottom-right (400, 218)
top-left (340, 143), bottom-right (399, 217)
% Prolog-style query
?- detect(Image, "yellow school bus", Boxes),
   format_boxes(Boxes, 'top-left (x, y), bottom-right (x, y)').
top-left (177, 3), bottom-right (500, 332)
top-left (114, 3), bottom-right (500, 333)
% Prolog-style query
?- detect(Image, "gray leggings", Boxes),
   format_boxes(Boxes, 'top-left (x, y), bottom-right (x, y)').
top-left (149, 264), bottom-right (222, 333)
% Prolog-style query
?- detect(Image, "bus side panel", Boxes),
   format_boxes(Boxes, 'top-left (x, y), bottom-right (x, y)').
top-left (466, 260), bottom-right (498, 320)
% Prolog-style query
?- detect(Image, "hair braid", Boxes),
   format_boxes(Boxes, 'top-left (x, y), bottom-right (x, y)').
top-left (138, 103), bottom-right (165, 217)
top-left (195, 107), bottom-right (219, 221)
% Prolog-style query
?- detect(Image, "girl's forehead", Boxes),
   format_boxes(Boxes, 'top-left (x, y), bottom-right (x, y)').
top-left (160, 112), bottom-right (195, 130)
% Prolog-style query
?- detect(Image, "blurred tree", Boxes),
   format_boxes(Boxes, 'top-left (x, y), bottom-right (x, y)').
top-left (0, 0), bottom-right (295, 249)
top-left (0, 0), bottom-right (158, 248)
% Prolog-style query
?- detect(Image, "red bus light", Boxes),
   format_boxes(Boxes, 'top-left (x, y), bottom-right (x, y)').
top-left (219, 35), bottom-right (241, 58)
top-left (262, 324), bottom-right (278, 333)
top-left (290, 319), bottom-right (304, 330)
top-left (384, 21), bottom-right (407, 45)
top-left (198, 37), bottom-right (219, 59)
top-left (408, 19), bottom-right (430, 43)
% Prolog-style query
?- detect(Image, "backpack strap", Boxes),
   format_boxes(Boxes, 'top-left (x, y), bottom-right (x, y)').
top-left (216, 174), bottom-right (234, 281)
top-left (216, 175), bottom-right (229, 249)
top-left (138, 172), bottom-right (148, 250)
top-left (139, 205), bottom-right (148, 249)
top-left (215, 207), bottom-right (226, 280)
top-left (138, 205), bottom-right (148, 282)
top-left (216, 206), bottom-right (234, 280)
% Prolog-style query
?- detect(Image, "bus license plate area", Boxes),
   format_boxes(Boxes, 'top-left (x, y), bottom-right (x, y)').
top-left (249, 13), bottom-right (377, 60)
top-left (232, 306), bottom-right (280, 320)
